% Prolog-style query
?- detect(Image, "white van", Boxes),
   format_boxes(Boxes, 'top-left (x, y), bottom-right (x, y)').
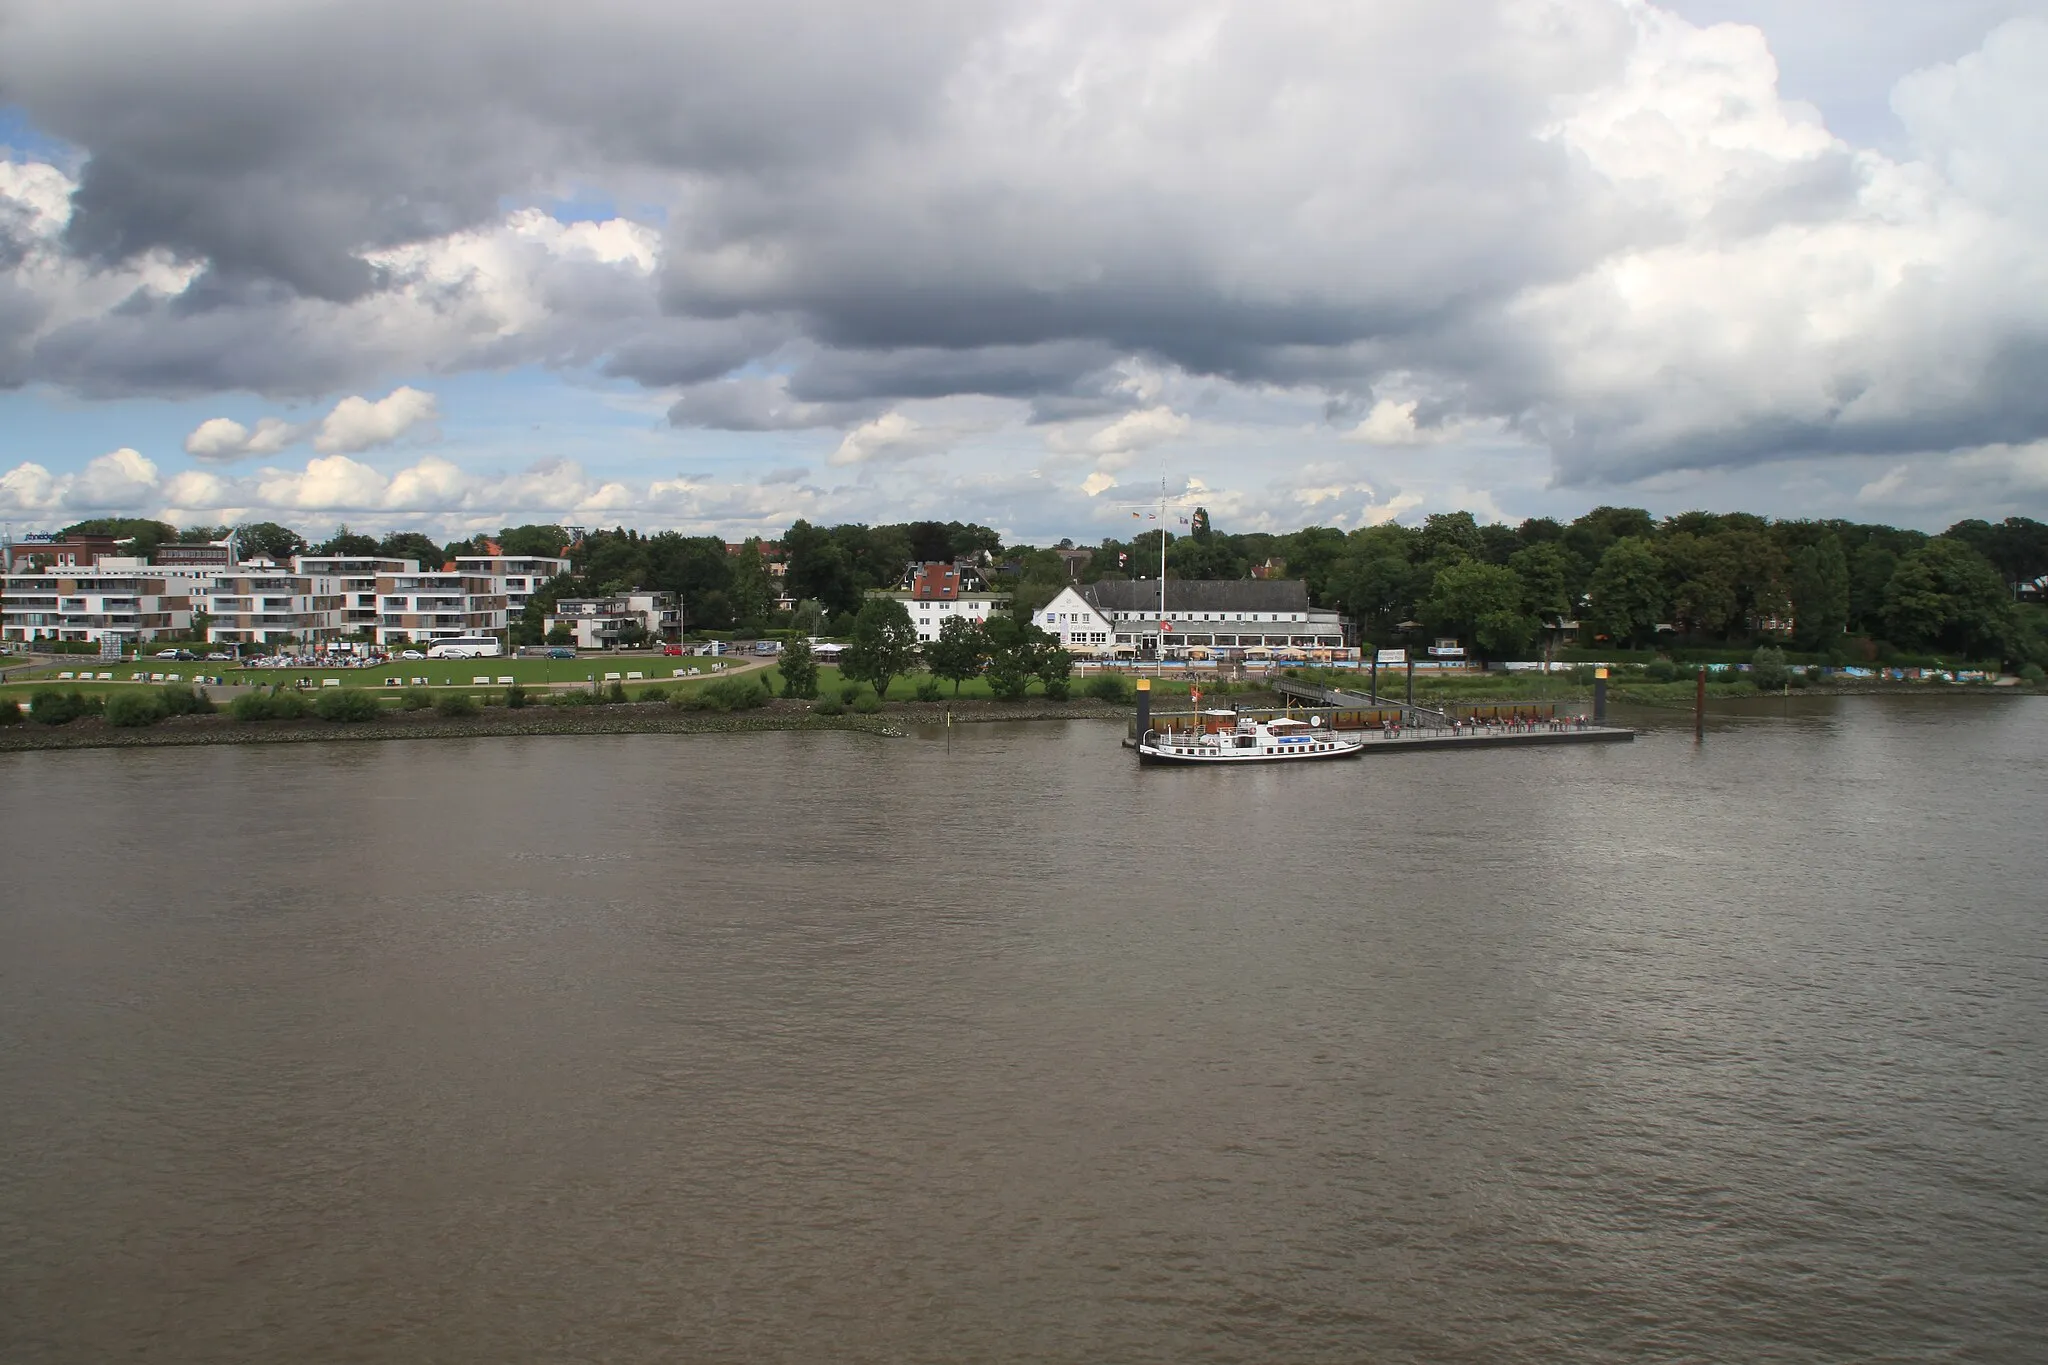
top-left (426, 636), bottom-right (504, 659)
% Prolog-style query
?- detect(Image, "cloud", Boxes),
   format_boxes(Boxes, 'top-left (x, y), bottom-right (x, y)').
top-left (312, 386), bottom-right (439, 454)
top-left (1049, 406), bottom-right (1192, 475)
top-left (184, 415), bottom-right (302, 461)
top-left (0, 1), bottom-right (2046, 517)
top-left (665, 374), bottom-right (876, 431)
top-left (1344, 400), bottom-right (1442, 446)
top-left (828, 411), bottom-right (952, 466)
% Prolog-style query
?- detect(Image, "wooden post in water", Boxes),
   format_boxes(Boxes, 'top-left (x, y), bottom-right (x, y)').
top-left (1405, 654), bottom-right (1414, 708)
top-left (1593, 666), bottom-right (1608, 725)
top-left (1135, 676), bottom-right (1151, 744)
top-left (1695, 666), bottom-right (1706, 744)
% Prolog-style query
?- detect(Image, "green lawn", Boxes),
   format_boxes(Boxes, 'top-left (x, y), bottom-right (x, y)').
top-left (8, 653), bottom-right (761, 688)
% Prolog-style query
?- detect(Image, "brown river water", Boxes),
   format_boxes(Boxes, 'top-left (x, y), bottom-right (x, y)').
top-left (2, 695), bottom-right (2044, 1363)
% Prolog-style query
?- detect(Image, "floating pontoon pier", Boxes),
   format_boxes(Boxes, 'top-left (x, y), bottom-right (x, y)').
top-left (1124, 677), bottom-right (1635, 756)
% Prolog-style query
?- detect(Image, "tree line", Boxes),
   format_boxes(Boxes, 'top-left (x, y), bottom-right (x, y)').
top-left (50, 506), bottom-right (2048, 666)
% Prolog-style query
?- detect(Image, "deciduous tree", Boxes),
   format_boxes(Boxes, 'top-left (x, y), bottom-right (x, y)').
top-left (1587, 536), bottom-right (1666, 647)
top-left (844, 596), bottom-right (919, 699)
top-left (778, 635), bottom-right (819, 699)
top-left (925, 614), bottom-right (987, 695)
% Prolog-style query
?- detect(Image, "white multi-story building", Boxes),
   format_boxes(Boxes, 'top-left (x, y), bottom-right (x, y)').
top-left (544, 591), bottom-right (679, 649)
top-left (374, 570), bottom-right (509, 646)
top-left (295, 556), bottom-right (420, 637)
top-left (0, 558), bottom-right (216, 645)
top-left (449, 554), bottom-right (571, 620)
top-left (205, 562), bottom-right (351, 646)
top-left (1036, 579), bottom-right (1350, 658)
top-left (881, 562), bottom-right (1009, 643)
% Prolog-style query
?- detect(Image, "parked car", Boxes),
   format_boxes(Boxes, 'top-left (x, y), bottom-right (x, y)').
top-left (547, 647), bottom-right (577, 659)
top-left (205, 652), bottom-right (230, 661)
top-left (155, 648), bottom-right (180, 658)
top-left (399, 649), bottom-right (424, 659)
top-left (661, 644), bottom-right (684, 656)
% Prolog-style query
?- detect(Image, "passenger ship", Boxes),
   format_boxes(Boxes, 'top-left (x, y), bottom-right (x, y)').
top-left (1136, 710), bottom-right (1365, 765)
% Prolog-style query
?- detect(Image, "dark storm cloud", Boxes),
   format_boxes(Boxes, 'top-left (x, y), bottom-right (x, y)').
top-left (0, 0), bottom-right (990, 297)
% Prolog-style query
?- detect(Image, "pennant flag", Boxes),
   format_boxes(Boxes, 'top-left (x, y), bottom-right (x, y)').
top-left (1131, 511), bottom-right (1141, 518)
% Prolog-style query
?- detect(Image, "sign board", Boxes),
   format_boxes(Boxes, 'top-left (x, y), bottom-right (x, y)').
top-left (100, 633), bottom-right (124, 661)
top-left (1375, 648), bottom-right (1407, 665)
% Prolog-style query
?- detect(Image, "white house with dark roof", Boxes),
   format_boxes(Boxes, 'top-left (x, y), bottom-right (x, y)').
top-left (1037, 579), bottom-right (1349, 658)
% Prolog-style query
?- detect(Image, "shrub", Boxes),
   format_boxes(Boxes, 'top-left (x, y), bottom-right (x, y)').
top-left (839, 683), bottom-right (860, 705)
top-left (1751, 646), bottom-right (1790, 690)
top-left (810, 698), bottom-right (844, 716)
top-left (435, 693), bottom-right (480, 718)
top-left (229, 689), bottom-right (311, 722)
top-left (914, 678), bottom-right (944, 702)
top-left (159, 683), bottom-right (215, 716)
top-left (607, 680), bottom-right (627, 704)
top-left (505, 684), bottom-right (527, 709)
top-left (0, 699), bottom-right (21, 725)
top-left (636, 685), bottom-right (666, 703)
top-left (30, 689), bottom-right (102, 725)
top-left (105, 690), bottom-right (168, 727)
top-left (2017, 662), bottom-right (2046, 684)
top-left (552, 689), bottom-right (599, 707)
top-left (314, 688), bottom-right (382, 722)
top-left (853, 694), bottom-right (881, 714)
top-left (1083, 673), bottom-right (1131, 703)
top-left (1643, 659), bottom-right (1677, 683)
top-left (987, 668), bottom-right (1033, 701)
top-left (1042, 676), bottom-right (1071, 701)
top-left (400, 687), bottom-right (435, 711)
top-left (703, 678), bottom-right (767, 711)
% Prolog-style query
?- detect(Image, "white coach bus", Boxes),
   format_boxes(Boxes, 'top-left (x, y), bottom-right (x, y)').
top-left (425, 636), bottom-right (504, 659)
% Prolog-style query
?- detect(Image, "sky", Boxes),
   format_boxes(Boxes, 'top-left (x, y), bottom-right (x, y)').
top-left (3, 0), bottom-right (2048, 545)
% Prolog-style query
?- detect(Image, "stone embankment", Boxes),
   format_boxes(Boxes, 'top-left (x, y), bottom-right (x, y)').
top-left (0, 696), bottom-right (1138, 752)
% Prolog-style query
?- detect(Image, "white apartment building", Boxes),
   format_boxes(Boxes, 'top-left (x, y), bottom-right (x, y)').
top-left (205, 563), bottom-right (350, 645)
top-left (295, 556), bottom-right (420, 637)
top-left (881, 562), bottom-right (1008, 643)
top-left (449, 554), bottom-right (571, 619)
top-left (374, 570), bottom-right (509, 646)
top-left (544, 591), bottom-right (679, 649)
top-left (1038, 579), bottom-right (1349, 658)
top-left (0, 558), bottom-right (215, 645)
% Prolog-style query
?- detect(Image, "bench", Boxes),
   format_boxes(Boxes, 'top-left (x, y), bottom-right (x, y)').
top-left (496, 676), bottom-right (514, 685)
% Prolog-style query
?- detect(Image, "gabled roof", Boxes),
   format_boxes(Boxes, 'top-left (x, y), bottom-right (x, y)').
top-left (1080, 579), bottom-right (1311, 614)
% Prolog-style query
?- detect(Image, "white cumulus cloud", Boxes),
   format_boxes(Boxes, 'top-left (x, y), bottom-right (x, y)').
top-left (183, 415), bottom-right (303, 461)
top-left (313, 387), bottom-right (440, 454)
